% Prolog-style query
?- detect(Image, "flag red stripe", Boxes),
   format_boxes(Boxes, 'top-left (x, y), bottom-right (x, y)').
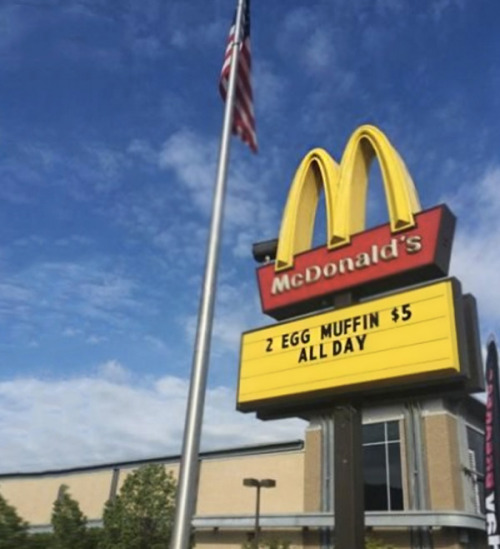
top-left (218, 0), bottom-right (257, 153)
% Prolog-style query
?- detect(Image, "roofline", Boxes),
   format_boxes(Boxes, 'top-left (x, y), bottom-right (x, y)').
top-left (0, 439), bottom-right (304, 479)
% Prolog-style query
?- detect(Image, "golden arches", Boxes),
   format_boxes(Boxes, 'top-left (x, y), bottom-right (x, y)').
top-left (275, 125), bottom-right (422, 271)
top-left (330, 125), bottom-right (421, 248)
top-left (275, 149), bottom-right (340, 271)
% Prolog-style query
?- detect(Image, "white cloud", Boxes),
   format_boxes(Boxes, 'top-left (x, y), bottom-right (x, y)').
top-left (167, 18), bottom-right (225, 51)
top-left (97, 359), bottom-right (130, 383)
top-left (0, 259), bottom-right (149, 342)
top-left (213, 281), bottom-right (262, 352)
top-left (170, 28), bottom-right (186, 49)
top-left (430, 0), bottom-right (466, 23)
top-left (181, 275), bottom-right (265, 357)
top-left (0, 368), bottom-right (305, 473)
top-left (278, 8), bottom-right (337, 75)
top-left (443, 166), bottom-right (500, 326)
top-left (253, 61), bottom-right (288, 118)
top-left (143, 334), bottom-right (169, 353)
top-left (86, 334), bottom-right (107, 345)
top-left (158, 131), bottom-right (216, 215)
top-left (277, 5), bottom-right (357, 82)
top-left (62, 327), bottom-right (83, 338)
top-left (0, 141), bottom-right (131, 204)
top-left (158, 130), bottom-right (279, 255)
top-left (127, 139), bottom-right (159, 165)
top-left (373, 0), bottom-right (406, 16)
top-left (0, 4), bottom-right (30, 57)
top-left (303, 29), bottom-right (336, 72)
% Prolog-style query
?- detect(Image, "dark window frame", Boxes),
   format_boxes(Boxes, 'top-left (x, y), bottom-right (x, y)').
top-left (465, 424), bottom-right (485, 514)
top-left (362, 420), bottom-right (404, 511)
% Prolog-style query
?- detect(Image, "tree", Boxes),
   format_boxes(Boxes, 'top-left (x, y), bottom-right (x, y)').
top-left (100, 464), bottom-right (176, 549)
top-left (241, 538), bottom-right (393, 549)
top-left (0, 492), bottom-right (29, 549)
top-left (50, 485), bottom-right (88, 549)
top-left (242, 539), bottom-right (291, 549)
top-left (26, 532), bottom-right (54, 549)
top-left (365, 537), bottom-right (394, 549)
top-left (85, 527), bottom-right (102, 549)
top-left (245, 535), bottom-right (393, 549)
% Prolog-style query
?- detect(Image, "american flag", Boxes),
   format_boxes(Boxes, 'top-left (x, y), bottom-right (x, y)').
top-left (219, 0), bottom-right (257, 153)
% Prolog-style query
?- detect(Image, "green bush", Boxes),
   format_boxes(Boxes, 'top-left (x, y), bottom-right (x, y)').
top-left (365, 536), bottom-right (394, 549)
top-left (100, 464), bottom-right (177, 549)
top-left (51, 485), bottom-right (88, 549)
top-left (241, 534), bottom-right (394, 549)
top-left (0, 492), bottom-right (29, 549)
top-left (26, 532), bottom-right (54, 549)
top-left (242, 539), bottom-right (291, 549)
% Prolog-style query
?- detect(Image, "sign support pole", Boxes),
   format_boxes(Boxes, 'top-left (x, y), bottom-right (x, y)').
top-left (169, 1), bottom-right (246, 549)
top-left (334, 404), bottom-right (364, 549)
top-left (332, 292), bottom-right (364, 549)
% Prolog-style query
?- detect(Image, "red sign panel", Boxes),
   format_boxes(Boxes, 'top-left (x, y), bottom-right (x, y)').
top-left (257, 205), bottom-right (455, 320)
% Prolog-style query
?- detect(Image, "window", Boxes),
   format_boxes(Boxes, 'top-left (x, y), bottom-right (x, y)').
top-left (363, 420), bottom-right (404, 511)
top-left (466, 426), bottom-right (485, 514)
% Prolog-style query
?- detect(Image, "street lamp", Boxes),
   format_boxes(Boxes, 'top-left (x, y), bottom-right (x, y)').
top-left (243, 478), bottom-right (276, 549)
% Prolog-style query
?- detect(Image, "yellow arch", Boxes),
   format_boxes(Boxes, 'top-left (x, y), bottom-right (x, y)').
top-left (275, 148), bottom-right (340, 271)
top-left (275, 125), bottom-right (422, 271)
top-left (330, 125), bottom-right (421, 248)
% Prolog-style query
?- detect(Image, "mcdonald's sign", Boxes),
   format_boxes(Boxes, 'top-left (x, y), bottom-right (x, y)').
top-left (257, 125), bottom-right (456, 320)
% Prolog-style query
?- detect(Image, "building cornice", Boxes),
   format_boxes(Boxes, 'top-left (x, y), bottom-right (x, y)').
top-left (192, 510), bottom-right (485, 531)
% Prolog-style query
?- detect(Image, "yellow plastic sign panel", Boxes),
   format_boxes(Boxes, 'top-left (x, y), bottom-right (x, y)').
top-left (238, 279), bottom-right (463, 411)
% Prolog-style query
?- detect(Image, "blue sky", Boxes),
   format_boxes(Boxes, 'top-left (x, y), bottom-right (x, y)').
top-left (0, 0), bottom-right (499, 472)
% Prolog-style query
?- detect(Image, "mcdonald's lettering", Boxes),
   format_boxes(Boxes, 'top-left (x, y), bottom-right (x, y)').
top-left (270, 235), bottom-right (422, 296)
top-left (256, 125), bottom-right (456, 320)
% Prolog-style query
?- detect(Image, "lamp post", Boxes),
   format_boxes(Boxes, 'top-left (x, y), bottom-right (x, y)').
top-left (243, 478), bottom-right (276, 549)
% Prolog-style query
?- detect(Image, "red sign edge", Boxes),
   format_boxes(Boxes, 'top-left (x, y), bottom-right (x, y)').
top-left (256, 204), bottom-right (456, 321)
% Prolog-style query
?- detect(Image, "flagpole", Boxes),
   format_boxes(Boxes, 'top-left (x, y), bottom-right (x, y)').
top-left (169, 1), bottom-right (246, 549)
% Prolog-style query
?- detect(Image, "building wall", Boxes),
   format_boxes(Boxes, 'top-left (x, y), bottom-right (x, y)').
top-left (0, 461), bottom-right (180, 527)
top-left (303, 423), bottom-right (322, 513)
top-left (0, 469), bottom-right (113, 525)
top-left (196, 450), bottom-right (304, 515)
top-left (0, 448), bottom-right (304, 529)
top-left (423, 412), bottom-right (464, 510)
top-left (0, 398), bottom-right (488, 549)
